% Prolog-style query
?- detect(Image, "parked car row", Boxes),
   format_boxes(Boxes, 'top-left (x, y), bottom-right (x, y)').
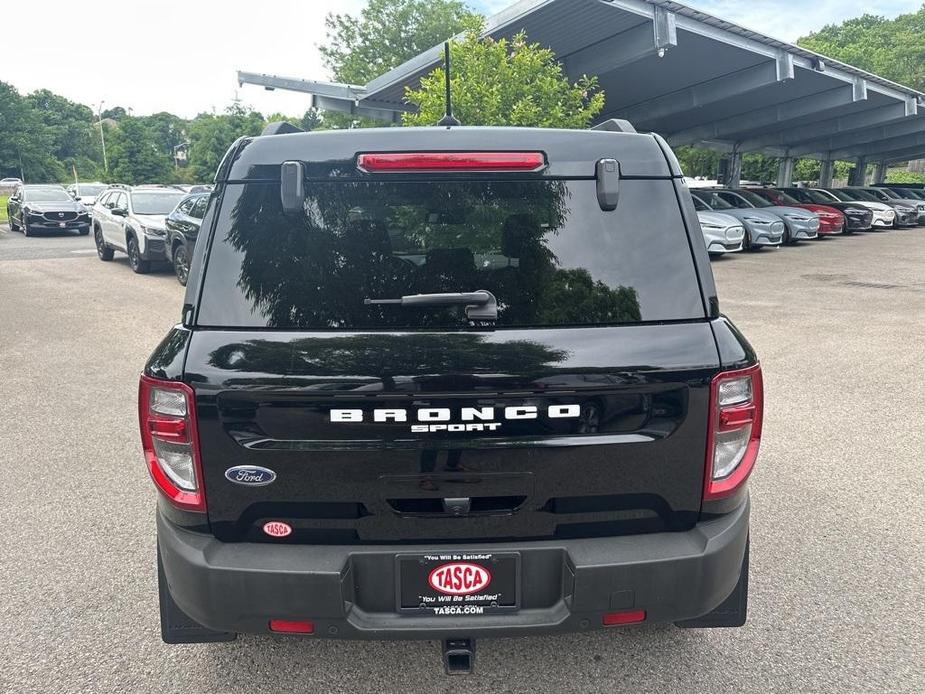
top-left (690, 185), bottom-right (925, 256)
top-left (4, 181), bottom-right (210, 286)
top-left (8, 178), bottom-right (924, 280)
top-left (90, 184), bottom-right (209, 284)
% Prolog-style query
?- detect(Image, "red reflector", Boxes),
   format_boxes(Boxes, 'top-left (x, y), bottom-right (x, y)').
top-left (718, 404), bottom-right (755, 430)
top-left (269, 619), bottom-right (314, 634)
top-left (357, 151), bottom-right (545, 173)
top-left (148, 416), bottom-right (188, 441)
top-left (602, 610), bottom-right (646, 626)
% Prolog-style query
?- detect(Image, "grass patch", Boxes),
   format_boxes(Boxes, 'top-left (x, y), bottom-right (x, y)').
top-left (0, 196), bottom-right (8, 224)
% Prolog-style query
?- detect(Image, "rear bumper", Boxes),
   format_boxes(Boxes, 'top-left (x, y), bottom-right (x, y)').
top-left (141, 236), bottom-right (168, 261)
top-left (707, 240), bottom-right (743, 254)
top-left (816, 219), bottom-right (844, 234)
top-left (844, 215), bottom-right (872, 231)
top-left (872, 212), bottom-right (896, 227)
top-left (788, 220), bottom-right (819, 240)
top-left (748, 223), bottom-right (783, 246)
top-left (157, 497), bottom-right (750, 640)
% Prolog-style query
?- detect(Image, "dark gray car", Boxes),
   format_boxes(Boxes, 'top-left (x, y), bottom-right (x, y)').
top-left (6, 184), bottom-right (91, 237)
top-left (852, 187), bottom-right (925, 225)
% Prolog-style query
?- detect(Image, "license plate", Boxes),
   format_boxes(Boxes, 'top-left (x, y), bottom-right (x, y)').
top-left (396, 552), bottom-right (519, 615)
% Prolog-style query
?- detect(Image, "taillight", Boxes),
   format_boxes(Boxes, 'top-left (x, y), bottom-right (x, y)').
top-left (704, 364), bottom-right (763, 501)
top-left (139, 375), bottom-right (205, 512)
top-left (356, 151), bottom-right (546, 173)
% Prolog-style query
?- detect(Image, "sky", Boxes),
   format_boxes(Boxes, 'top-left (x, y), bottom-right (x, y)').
top-left (2, 0), bottom-right (920, 119)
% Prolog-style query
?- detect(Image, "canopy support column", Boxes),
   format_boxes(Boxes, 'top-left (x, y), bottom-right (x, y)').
top-left (848, 157), bottom-right (868, 186)
top-left (872, 161), bottom-right (887, 184)
top-left (728, 150), bottom-right (743, 188)
top-left (777, 157), bottom-right (794, 187)
top-left (819, 159), bottom-right (834, 187)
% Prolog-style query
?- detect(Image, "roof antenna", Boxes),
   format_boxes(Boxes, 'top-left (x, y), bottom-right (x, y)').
top-left (436, 41), bottom-right (461, 127)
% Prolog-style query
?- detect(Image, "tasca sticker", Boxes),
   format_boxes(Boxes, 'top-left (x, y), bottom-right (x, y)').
top-left (428, 562), bottom-right (492, 596)
top-left (262, 521), bottom-right (292, 538)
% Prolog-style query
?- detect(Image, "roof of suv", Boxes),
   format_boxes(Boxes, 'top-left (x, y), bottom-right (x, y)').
top-left (220, 126), bottom-right (680, 182)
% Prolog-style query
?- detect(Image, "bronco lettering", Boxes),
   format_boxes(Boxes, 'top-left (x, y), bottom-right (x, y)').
top-left (331, 405), bottom-right (579, 433)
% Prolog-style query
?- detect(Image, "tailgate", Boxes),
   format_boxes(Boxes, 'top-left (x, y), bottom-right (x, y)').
top-left (187, 323), bottom-right (719, 543)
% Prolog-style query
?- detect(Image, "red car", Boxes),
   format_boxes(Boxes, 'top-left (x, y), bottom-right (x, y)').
top-left (746, 188), bottom-right (846, 234)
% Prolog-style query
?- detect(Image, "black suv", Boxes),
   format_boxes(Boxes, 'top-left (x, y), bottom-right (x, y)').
top-left (165, 192), bottom-right (209, 286)
top-left (144, 123), bottom-right (761, 670)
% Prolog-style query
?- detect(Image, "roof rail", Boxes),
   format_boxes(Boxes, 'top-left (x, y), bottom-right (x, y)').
top-left (591, 119), bottom-right (637, 134)
top-left (261, 121), bottom-right (304, 136)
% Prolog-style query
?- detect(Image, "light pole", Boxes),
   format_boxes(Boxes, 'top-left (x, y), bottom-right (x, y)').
top-left (172, 142), bottom-right (190, 170)
top-left (96, 101), bottom-right (109, 174)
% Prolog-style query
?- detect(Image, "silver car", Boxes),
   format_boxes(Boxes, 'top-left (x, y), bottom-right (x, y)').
top-left (713, 189), bottom-right (819, 244)
top-left (696, 209), bottom-right (745, 255)
top-left (91, 185), bottom-right (187, 273)
top-left (853, 187), bottom-right (925, 225)
top-left (691, 191), bottom-right (784, 250)
top-left (66, 181), bottom-right (107, 207)
top-left (821, 189), bottom-right (897, 228)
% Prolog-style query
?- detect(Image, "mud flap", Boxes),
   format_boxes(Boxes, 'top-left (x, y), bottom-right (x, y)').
top-left (158, 544), bottom-right (237, 644)
top-left (675, 537), bottom-right (749, 628)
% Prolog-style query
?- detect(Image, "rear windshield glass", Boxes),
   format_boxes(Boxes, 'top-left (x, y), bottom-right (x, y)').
top-left (692, 191), bottom-right (734, 210)
top-left (197, 179), bottom-right (704, 329)
top-left (25, 187), bottom-right (71, 202)
top-left (132, 192), bottom-right (185, 215)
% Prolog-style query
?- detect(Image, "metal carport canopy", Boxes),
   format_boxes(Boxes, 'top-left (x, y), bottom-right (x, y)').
top-left (238, 0), bottom-right (925, 184)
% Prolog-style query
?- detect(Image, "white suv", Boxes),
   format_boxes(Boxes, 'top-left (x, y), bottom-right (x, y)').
top-left (92, 186), bottom-right (186, 273)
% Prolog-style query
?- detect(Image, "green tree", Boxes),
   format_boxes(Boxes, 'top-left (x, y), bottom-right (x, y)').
top-left (741, 153), bottom-right (779, 183)
top-left (884, 170), bottom-right (925, 184)
top-left (797, 8), bottom-right (925, 91)
top-left (107, 118), bottom-right (172, 184)
top-left (321, 0), bottom-right (481, 85)
top-left (0, 82), bottom-right (61, 182)
top-left (101, 106), bottom-right (128, 121)
top-left (299, 108), bottom-right (324, 131)
top-left (675, 147), bottom-right (721, 178)
top-left (187, 102), bottom-right (265, 181)
top-left (136, 112), bottom-right (188, 158)
top-left (25, 90), bottom-right (98, 170)
top-left (403, 32), bottom-right (605, 128)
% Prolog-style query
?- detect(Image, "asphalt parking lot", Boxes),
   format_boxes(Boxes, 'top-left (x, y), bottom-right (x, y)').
top-left (1, 225), bottom-right (923, 693)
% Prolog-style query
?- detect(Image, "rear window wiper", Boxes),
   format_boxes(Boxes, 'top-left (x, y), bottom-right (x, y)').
top-left (364, 290), bottom-right (497, 321)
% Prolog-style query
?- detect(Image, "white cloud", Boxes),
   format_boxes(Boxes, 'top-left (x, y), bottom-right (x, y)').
top-left (4, 0), bottom-right (365, 119)
top-left (4, 0), bottom-right (921, 118)
top-left (471, 0), bottom-right (515, 13)
top-left (681, 0), bottom-right (919, 42)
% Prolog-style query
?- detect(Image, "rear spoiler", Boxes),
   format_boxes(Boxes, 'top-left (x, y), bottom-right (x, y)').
top-left (591, 118), bottom-right (637, 134)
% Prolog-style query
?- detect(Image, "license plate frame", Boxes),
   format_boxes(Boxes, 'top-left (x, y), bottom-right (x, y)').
top-left (395, 551), bottom-right (520, 616)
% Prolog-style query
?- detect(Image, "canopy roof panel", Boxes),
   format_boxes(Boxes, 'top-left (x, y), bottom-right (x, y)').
top-left (239, 0), bottom-right (925, 164)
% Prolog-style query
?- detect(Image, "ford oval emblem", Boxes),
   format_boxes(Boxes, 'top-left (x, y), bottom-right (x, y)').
top-left (225, 465), bottom-right (276, 486)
